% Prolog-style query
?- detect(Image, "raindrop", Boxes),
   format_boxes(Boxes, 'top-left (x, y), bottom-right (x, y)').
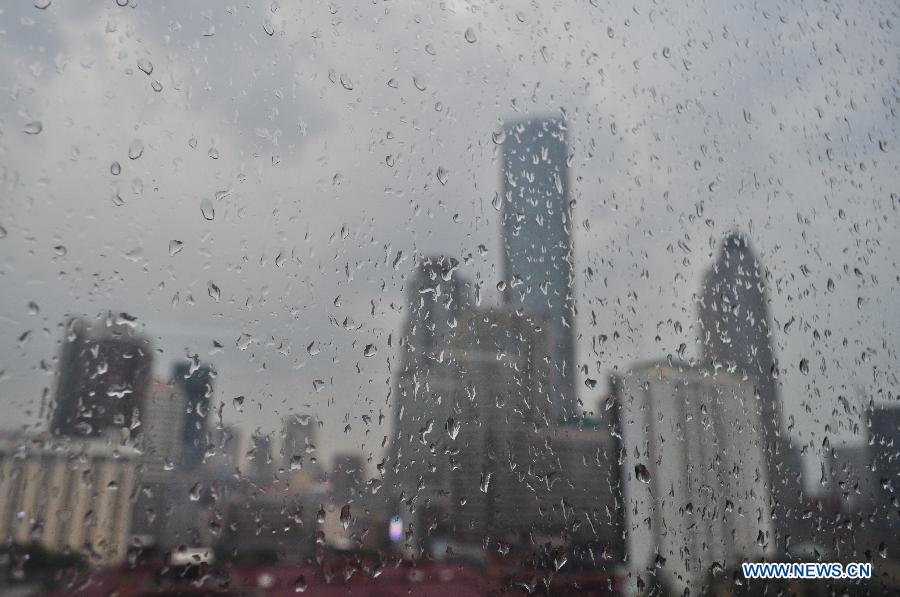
top-left (412, 76), bottom-right (426, 91)
top-left (136, 58), bottom-right (153, 75)
top-left (207, 281), bottom-right (221, 302)
top-left (313, 379), bottom-right (325, 392)
top-left (340, 74), bottom-right (353, 91)
top-left (635, 463), bottom-right (651, 483)
top-left (480, 471), bottom-right (492, 493)
top-left (826, 278), bottom-right (835, 292)
top-left (340, 505), bottom-right (351, 529)
top-left (464, 28), bottom-right (477, 43)
top-left (233, 396), bottom-right (245, 411)
top-left (110, 161), bottom-right (121, 175)
top-left (189, 482), bottom-right (202, 501)
top-left (799, 358), bottom-right (809, 375)
top-left (436, 167), bottom-right (448, 186)
top-left (662, 46), bottom-right (671, 58)
top-left (307, 340), bottom-right (320, 356)
top-left (24, 121), bottom-right (43, 135)
top-left (128, 139), bottom-right (144, 160)
top-left (445, 417), bottom-right (460, 440)
top-left (151, 80), bottom-right (163, 92)
top-left (492, 130), bottom-right (506, 144)
top-left (168, 240), bottom-right (183, 256)
top-left (53, 245), bottom-right (67, 256)
top-left (208, 147), bottom-right (219, 160)
top-left (116, 0), bottom-right (128, 6)
top-left (200, 198), bottom-right (215, 220)
top-left (743, 109), bottom-right (752, 124)
top-left (294, 575), bottom-right (308, 592)
top-left (316, 505), bottom-right (326, 524)
top-left (363, 344), bottom-right (377, 357)
top-left (263, 20), bottom-right (275, 36)
top-left (34, 0), bottom-right (51, 9)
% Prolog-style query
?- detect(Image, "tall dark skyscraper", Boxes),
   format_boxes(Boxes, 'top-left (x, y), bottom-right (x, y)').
top-left (172, 361), bottom-right (212, 469)
top-left (389, 255), bottom-right (471, 507)
top-left (698, 232), bottom-right (800, 536)
top-left (500, 116), bottom-right (576, 421)
top-left (52, 316), bottom-right (153, 437)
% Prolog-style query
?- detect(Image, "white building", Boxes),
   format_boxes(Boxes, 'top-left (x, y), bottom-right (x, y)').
top-left (0, 433), bottom-right (138, 566)
top-left (613, 361), bottom-right (774, 595)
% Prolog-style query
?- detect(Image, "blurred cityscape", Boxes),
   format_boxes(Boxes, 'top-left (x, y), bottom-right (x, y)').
top-left (0, 116), bottom-right (896, 596)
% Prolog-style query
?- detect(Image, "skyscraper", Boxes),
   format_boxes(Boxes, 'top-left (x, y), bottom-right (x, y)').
top-left (172, 361), bottom-right (213, 469)
top-left (698, 232), bottom-right (800, 540)
top-left (52, 316), bottom-right (153, 438)
top-left (389, 256), bottom-right (471, 504)
top-left (613, 361), bottom-right (774, 595)
top-left (500, 116), bottom-right (576, 421)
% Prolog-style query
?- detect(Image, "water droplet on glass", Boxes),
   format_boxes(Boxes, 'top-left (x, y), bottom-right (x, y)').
top-left (168, 240), bottom-right (183, 256)
top-left (413, 76), bottom-right (426, 91)
top-left (436, 167), bottom-right (448, 186)
top-left (340, 504), bottom-right (351, 529)
top-left (116, 0), bottom-right (128, 6)
top-left (34, 0), bottom-right (51, 9)
top-left (662, 46), bottom-right (671, 58)
top-left (339, 74), bottom-right (353, 91)
top-left (200, 198), bottom-right (215, 220)
top-left (263, 20), bottom-right (275, 36)
top-left (207, 281), bottom-right (221, 302)
top-left (24, 121), bottom-right (43, 135)
top-left (635, 463), bottom-right (651, 483)
top-left (313, 379), bottom-right (325, 392)
top-left (208, 147), bottom-right (219, 160)
top-left (464, 28), bottom-right (477, 43)
top-left (151, 80), bottom-right (163, 92)
top-left (799, 358), bottom-right (809, 375)
top-left (136, 58), bottom-right (153, 75)
top-left (363, 344), bottom-right (377, 357)
top-left (189, 482), bottom-right (202, 501)
top-left (316, 505), bottom-right (326, 524)
top-left (128, 139), bottom-right (144, 160)
top-left (480, 471), bottom-right (492, 493)
top-left (492, 130), bottom-right (506, 144)
top-left (294, 575), bottom-right (308, 592)
top-left (110, 161), bottom-right (121, 176)
top-left (445, 417), bottom-right (460, 440)
top-left (53, 245), bottom-right (67, 256)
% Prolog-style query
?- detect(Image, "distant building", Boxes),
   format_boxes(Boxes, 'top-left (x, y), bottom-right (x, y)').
top-left (867, 404), bottom-right (900, 544)
top-left (500, 116), bottom-right (576, 421)
top-left (281, 415), bottom-right (323, 489)
top-left (613, 361), bottom-right (774, 596)
top-left (0, 433), bottom-right (138, 566)
top-left (388, 256), bottom-right (471, 512)
top-left (245, 432), bottom-right (275, 482)
top-left (52, 316), bottom-right (153, 438)
top-left (826, 443), bottom-right (876, 514)
top-left (331, 453), bottom-right (366, 505)
top-left (697, 232), bottom-right (801, 539)
top-left (444, 307), bottom-right (555, 544)
top-left (172, 361), bottom-right (213, 470)
top-left (131, 380), bottom-right (188, 547)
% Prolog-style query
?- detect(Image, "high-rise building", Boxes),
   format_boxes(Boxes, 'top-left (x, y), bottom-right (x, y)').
top-left (131, 380), bottom-right (188, 548)
top-left (867, 404), bottom-right (900, 543)
top-left (52, 316), bottom-right (153, 438)
top-left (389, 256), bottom-right (471, 508)
top-left (613, 361), bottom-right (774, 596)
top-left (0, 432), bottom-right (139, 566)
top-left (172, 361), bottom-right (213, 470)
top-left (500, 116), bottom-right (576, 421)
top-left (698, 232), bottom-right (801, 532)
top-left (445, 307), bottom-right (553, 545)
top-left (281, 414), bottom-right (323, 487)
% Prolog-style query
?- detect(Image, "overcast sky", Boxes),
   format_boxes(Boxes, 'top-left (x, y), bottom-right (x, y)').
top-left (0, 0), bottom-right (897, 482)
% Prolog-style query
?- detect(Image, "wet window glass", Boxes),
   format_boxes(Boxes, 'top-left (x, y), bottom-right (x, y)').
top-left (0, 1), bottom-right (897, 596)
